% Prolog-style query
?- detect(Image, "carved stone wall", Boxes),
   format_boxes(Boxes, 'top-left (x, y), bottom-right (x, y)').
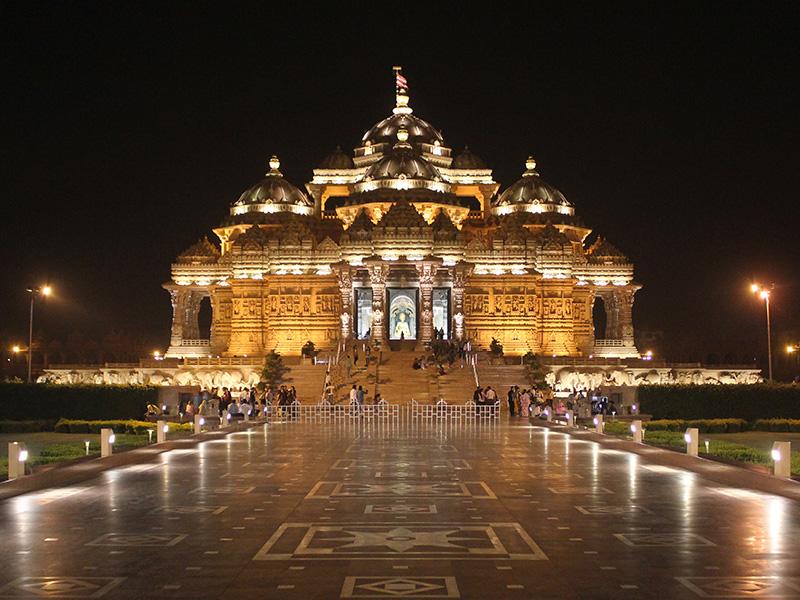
top-left (225, 276), bottom-right (340, 356)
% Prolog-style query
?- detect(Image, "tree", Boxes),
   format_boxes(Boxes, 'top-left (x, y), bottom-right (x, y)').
top-left (489, 337), bottom-right (504, 357)
top-left (262, 350), bottom-right (290, 390)
top-left (522, 351), bottom-right (550, 389)
top-left (301, 340), bottom-right (317, 358)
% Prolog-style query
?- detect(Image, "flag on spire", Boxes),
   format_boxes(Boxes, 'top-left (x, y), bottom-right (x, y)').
top-left (393, 66), bottom-right (408, 93)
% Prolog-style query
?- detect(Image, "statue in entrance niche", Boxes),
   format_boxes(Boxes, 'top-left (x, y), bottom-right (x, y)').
top-left (393, 311), bottom-right (411, 339)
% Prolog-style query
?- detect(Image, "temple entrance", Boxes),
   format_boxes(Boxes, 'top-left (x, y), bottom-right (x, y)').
top-left (388, 288), bottom-right (418, 340)
top-left (593, 296), bottom-right (607, 339)
top-left (198, 296), bottom-right (212, 339)
top-left (355, 288), bottom-right (373, 339)
top-left (433, 288), bottom-right (451, 339)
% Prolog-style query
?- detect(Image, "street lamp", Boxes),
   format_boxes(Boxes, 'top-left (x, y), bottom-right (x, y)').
top-left (25, 285), bottom-right (52, 384)
top-left (750, 283), bottom-right (774, 381)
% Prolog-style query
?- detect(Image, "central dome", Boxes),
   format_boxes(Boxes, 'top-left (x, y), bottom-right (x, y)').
top-left (364, 146), bottom-right (441, 182)
top-left (362, 113), bottom-right (444, 146)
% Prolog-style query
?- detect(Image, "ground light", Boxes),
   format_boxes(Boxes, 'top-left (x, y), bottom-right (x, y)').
top-left (8, 442), bottom-right (28, 479)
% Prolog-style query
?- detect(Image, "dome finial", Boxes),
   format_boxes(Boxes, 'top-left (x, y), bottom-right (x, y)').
top-left (397, 128), bottom-right (409, 143)
top-left (267, 155), bottom-right (282, 175)
top-left (392, 66), bottom-right (413, 115)
top-left (525, 156), bottom-right (537, 172)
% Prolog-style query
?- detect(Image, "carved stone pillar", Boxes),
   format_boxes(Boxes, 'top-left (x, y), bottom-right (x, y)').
top-left (335, 263), bottom-right (353, 341)
top-left (417, 262), bottom-right (435, 345)
top-left (169, 288), bottom-right (185, 347)
top-left (452, 262), bottom-right (472, 341)
top-left (368, 261), bottom-right (388, 344)
top-left (614, 286), bottom-right (639, 346)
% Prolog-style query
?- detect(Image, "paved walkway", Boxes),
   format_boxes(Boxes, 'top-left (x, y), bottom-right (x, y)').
top-left (0, 421), bottom-right (799, 599)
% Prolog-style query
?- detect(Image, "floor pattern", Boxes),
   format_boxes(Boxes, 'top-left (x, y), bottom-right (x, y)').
top-left (0, 422), bottom-right (799, 598)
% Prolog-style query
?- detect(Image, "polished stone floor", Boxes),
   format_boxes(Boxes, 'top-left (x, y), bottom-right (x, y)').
top-left (1, 421), bottom-right (799, 599)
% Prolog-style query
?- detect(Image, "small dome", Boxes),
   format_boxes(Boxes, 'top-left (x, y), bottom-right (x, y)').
top-left (318, 146), bottom-right (354, 169)
top-left (452, 146), bottom-right (486, 169)
top-left (233, 156), bottom-right (312, 214)
top-left (362, 112), bottom-right (444, 146)
top-left (494, 157), bottom-right (573, 213)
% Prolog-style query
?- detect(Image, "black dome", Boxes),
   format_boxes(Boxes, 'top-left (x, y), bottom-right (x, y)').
top-left (362, 113), bottom-right (444, 146)
top-left (452, 146), bottom-right (486, 169)
top-left (318, 146), bottom-right (355, 169)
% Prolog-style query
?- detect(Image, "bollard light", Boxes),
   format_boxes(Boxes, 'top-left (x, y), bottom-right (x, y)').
top-left (147, 429), bottom-right (154, 443)
top-left (194, 414), bottom-right (205, 435)
top-left (100, 428), bottom-right (115, 457)
top-left (772, 441), bottom-right (791, 478)
top-left (684, 428), bottom-right (699, 457)
top-left (544, 408), bottom-right (552, 422)
top-left (631, 403), bottom-right (638, 414)
top-left (244, 410), bottom-right (250, 422)
top-left (593, 414), bottom-right (604, 434)
top-left (704, 440), bottom-right (710, 454)
top-left (565, 410), bottom-right (575, 427)
top-left (8, 442), bottom-right (28, 479)
top-left (631, 420), bottom-right (643, 443)
top-left (157, 420), bottom-right (168, 443)
top-left (84, 440), bottom-right (91, 455)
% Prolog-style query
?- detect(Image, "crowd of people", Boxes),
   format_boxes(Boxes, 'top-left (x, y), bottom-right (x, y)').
top-left (500, 385), bottom-right (619, 418)
top-left (147, 385), bottom-right (304, 421)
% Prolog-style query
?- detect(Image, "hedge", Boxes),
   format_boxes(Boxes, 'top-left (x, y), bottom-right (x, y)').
top-left (54, 419), bottom-right (193, 435)
top-left (0, 420), bottom-right (55, 433)
top-left (0, 384), bottom-right (157, 421)
top-left (638, 384), bottom-right (800, 420)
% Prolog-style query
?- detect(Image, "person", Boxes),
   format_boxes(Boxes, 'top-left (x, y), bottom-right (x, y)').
top-left (373, 392), bottom-right (382, 405)
top-left (520, 389), bottom-right (531, 417)
top-left (484, 386), bottom-right (496, 404)
top-left (507, 386), bottom-right (516, 417)
top-left (353, 345), bottom-right (359, 366)
top-left (249, 387), bottom-right (257, 405)
top-left (345, 354), bottom-right (352, 377)
top-left (229, 397), bottom-right (241, 418)
top-left (356, 385), bottom-right (365, 406)
top-left (240, 397), bottom-right (251, 418)
top-left (146, 403), bottom-right (159, 416)
top-left (349, 384), bottom-right (358, 405)
top-left (412, 357), bottom-right (422, 370)
top-left (185, 401), bottom-right (195, 417)
top-left (364, 343), bottom-right (371, 367)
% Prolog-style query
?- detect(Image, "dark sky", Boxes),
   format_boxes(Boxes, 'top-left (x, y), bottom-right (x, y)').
top-left (1, 4), bottom-right (798, 369)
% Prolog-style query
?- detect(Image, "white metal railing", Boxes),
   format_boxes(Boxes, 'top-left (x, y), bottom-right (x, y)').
top-left (268, 398), bottom-right (500, 424)
top-left (594, 339), bottom-right (625, 347)
top-left (180, 339), bottom-right (211, 347)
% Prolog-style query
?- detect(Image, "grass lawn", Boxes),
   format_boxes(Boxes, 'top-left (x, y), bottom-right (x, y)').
top-left (0, 430), bottom-right (193, 479)
top-left (705, 431), bottom-right (800, 452)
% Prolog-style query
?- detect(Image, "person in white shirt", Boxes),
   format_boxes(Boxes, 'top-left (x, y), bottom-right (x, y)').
top-left (349, 384), bottom-right (358, 404)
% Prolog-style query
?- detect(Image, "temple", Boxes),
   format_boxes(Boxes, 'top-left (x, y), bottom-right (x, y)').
top-left (164, 69), bottom-right (641, 360)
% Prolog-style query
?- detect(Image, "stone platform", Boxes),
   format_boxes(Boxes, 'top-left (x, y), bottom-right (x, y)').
top-left (0, 420), bottom-right (797, 599)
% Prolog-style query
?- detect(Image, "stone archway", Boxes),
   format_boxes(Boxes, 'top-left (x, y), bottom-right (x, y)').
top-left (592, 296), bottom-right (607, 340)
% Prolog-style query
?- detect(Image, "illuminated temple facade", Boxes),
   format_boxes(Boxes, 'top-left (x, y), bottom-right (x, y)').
top-left (164, 72), bottom-right (641, 360)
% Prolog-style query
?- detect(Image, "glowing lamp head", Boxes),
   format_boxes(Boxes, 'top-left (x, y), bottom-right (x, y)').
top-left (108, 433), bottom-right (116, 445)
top-left (226, 413), bottom-right (232, 421)
top-left (630, 424), bottom-right (637, 433)
top-left (750, 283), bottom-right (760, 293)
top-left (788, 345), bottom-right (797, 354)
top-left (396, 128), bottom-right (409, 143)
top-left (18, 449), bottom-right (28, 462)
top-left (684, 432), bottom-right (692, 443)
top-left (525, 156), bottom-right (536, 171)
top-left (268, 155), bottom-right (281, 171)
top-left (632, 404), bottom-right (637, 411)
top-left (41, 285), bottom-right (52, 296)
top-left (592, 417), bottom-right (599, 426)
top-left (199, 417), bottom-right (205, 426)
top-left (153, 351), bottom-right (161, 358)
top-left (759, 290), bottom-right (770, 300)
top-left (161, 405), bottom-right (167, 411)
top-left (162, 424), bottom-right (169, 433)
top-left (772, 448), bottom-right (782, 461)
top-left (11, 345), bottom-right (20, 354)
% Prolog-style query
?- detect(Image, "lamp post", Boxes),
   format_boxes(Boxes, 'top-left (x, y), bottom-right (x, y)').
top-left (26, 285), bottom-right (51, 384)
top-left (750, 283), bottom-right (774, 382)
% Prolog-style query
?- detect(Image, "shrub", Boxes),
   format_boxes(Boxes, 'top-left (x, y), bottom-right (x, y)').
top-left (0, 383), bottom-right (157, 421)
top-left (638, 384), bottom-right (800, 420)
top-left (753, 418), bottom-right (800, 432)
top-left (54, 419), bottom-right (193, 435)
top-left (0, 420), bottom-right (54, 433)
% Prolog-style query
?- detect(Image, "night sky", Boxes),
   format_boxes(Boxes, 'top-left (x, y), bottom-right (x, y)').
top-left (2, 5), bottom-right (798, 373)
